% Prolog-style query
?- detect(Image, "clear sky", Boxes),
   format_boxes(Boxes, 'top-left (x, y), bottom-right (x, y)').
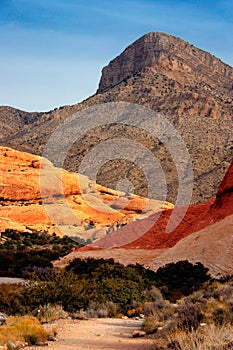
top-left (0, 0), bottom-right (232, 112)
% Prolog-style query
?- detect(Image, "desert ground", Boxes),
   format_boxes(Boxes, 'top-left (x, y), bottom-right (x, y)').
top-left (28, 318), bottom-right (155, 350)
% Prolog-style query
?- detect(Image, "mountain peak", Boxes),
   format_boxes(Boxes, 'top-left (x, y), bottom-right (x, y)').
top-left (97, 32), bottom-right (233, 93)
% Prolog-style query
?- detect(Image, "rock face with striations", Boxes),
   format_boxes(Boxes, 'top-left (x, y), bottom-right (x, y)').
top-left (0, 32), bottom-right (232, 204)
top-left (98, 32), bottom-right (233, 94)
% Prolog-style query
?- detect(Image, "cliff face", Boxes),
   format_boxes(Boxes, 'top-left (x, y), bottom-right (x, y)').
top-left (0, 32), bottom-right (232, 205)
top-left (98, 32), bottom-right (233, 94)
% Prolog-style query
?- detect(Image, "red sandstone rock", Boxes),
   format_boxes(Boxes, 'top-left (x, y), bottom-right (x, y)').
top-left (80, 161), bottom-right (233, 250)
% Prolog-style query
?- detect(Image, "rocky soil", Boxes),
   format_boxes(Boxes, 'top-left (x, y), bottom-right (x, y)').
top-left (54, 248), bottom-right (166, 269)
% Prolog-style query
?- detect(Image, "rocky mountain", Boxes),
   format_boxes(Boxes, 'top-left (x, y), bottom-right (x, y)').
top-left (0, 32), bottom-right (232, 204)
top-left (0, 146), bottom-right (172, 240)
top-left (98, 32), bottom-right (233, 95)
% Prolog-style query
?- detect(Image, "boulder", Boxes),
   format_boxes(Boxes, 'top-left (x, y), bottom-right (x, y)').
top-left (132, 330), bottom-right (146, 337)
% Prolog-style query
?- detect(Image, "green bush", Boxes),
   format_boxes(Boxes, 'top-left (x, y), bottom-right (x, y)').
top-left (154, 261), bottom-right (210, 301)
top-left (66, 258), bottom-right (158, 310)
top-left (0, 229), bottom-right (81, 277)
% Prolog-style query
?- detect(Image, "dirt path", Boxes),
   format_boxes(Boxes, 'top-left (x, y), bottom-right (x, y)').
top-left (0, 277), bottom-right (24, 284)
top-left (29, 318), bottom-right (155, 350)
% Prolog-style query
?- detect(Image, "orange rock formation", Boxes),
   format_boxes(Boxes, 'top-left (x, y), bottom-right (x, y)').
top-left (0, 146), bottom-right (173, 240)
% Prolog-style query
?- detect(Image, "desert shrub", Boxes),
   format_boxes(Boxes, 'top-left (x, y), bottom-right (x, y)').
top-left (71, 309), bottom-right (88, 320)
top-left (176, 298), bottom-right (207, 331)
top-left (0, 258), bottom-right (220, 320)
top-left (0, 326), bottom-right (23, 346)
top-left (0, 248), bottom-right (53, 277)
top-left (105, 301), bottom-right (119, 317)
top-left (143, 286), bottom-right (164, 303)
top-left (1, 265), bottom-right (148, 315)
top-left (143, 277), bottom-right (233, 341)
top-left (36, 304), bottom-right (68, 323)
top-left (142, 315), bottom-right (164, 334)
top-left (143, 293), bottom-right (207, 334)
top-left (212, 307), bottom-right (232, 325)
top-left (144, 301), bottom-right (175, 322)
top-left (0, 316), bottom-right (47, 346)
top-left (205, 279), bottom-right (233, 301)
top-left (125, 299), bottom-right (144, 317)
top-left (142, 300), bottom-right (176, 336)
top-left (205, 298), bottom-right (233, 325)
top-left (23, 270), bottom-right (85, 313)
top-left (0, 284), bottom-right (27, 315)
top-left (86, 301), bottom-right (118, 318)
top-left (0, 229), bottom-right (82, 277)
top-left (66, 258), bottom-right (159, 311)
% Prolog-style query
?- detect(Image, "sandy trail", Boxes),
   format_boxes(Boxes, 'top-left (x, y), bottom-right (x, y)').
top-left (28, 318), bottom-right (155, 350)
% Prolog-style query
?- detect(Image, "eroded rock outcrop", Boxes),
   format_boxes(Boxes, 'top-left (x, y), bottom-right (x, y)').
top-left (0, 146), bottom-right (173, 239)
top-left (148, 215), bottom-right (233, 278)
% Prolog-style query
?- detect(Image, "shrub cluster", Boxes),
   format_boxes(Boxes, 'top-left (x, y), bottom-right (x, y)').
top-left (142, 277), bottom-right (233, 349)
top-left (0, 229), bottom-right (81, 277)
top-left (0, 259), bottom-right (212, 317)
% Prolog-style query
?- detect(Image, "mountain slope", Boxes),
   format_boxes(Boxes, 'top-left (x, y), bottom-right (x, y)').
top-left (56, 162), bottom-right (233, 277)
top-left (148, 215), bottom-right (233, 278)
top-left (0, 32), bottom-right (232, 204)
top-left (56, 161), bottom-right (233, 276)
top-left (86, 160), bottom-right (233, 250)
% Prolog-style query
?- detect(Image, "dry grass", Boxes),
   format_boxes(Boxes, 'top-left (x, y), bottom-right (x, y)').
top-left (167, 324), bottom-right (233, 349)
top-left (142, 315), bottom-right (164, 334)
top-left (37, 304), bottom-right (68, 323)
top-left (0, 316), bottom-right (47, 346)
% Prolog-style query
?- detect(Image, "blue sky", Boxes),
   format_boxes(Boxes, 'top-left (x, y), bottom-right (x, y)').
top-left (0, 0), bottom-right (232, 112)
